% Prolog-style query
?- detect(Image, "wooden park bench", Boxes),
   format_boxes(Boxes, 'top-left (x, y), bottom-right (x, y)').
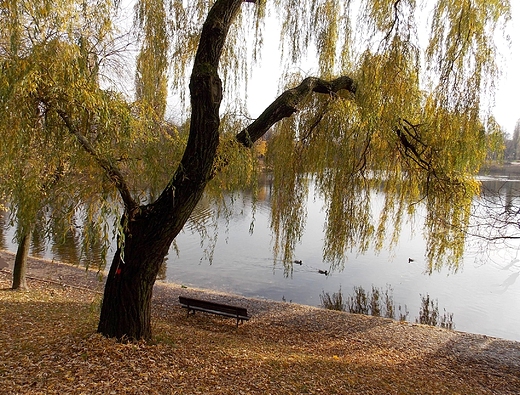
top-left (179, 296), bottom-right (250, 327)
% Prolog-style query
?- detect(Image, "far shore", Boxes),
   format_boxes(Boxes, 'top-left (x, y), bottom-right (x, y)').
top-left (481, 161), bottom-right (520, 176)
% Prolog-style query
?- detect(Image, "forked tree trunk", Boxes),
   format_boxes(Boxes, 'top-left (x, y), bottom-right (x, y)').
top-left (98, 187), bottom-right (208, 340)
top-left (12, 230), bottom-right (31, 291)
top-left (96, 0), bottom-right (355, 340)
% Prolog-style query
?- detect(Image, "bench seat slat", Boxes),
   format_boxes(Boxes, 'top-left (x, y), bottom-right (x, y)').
top-left (182, 300), bottom-right (247, 316)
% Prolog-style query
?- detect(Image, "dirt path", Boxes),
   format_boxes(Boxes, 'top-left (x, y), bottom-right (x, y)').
top-left (0, 250), bottom-right (105, 293)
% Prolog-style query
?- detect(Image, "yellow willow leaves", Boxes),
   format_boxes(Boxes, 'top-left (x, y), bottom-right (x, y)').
top-left (135, 0), bottom-right (169, 121)
top-left (0, 0), bottom-right (123, 256)
top-left (264, 31), bottom-right (492, 269)
top-left (359, 0), bottom-right (418, 41)
top-left (208, 114), bottom-right (260, 199)
top-left (312, 0), bottom-right (340, 78)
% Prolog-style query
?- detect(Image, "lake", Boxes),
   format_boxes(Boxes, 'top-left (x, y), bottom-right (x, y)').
top-left (2, 172), bottom-right (520, 342)
top-left (168, 173), bottom-right (520, 342)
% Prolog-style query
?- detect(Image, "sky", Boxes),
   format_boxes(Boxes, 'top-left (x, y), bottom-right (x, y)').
top-left (494, 1), bottom-right (520, 136)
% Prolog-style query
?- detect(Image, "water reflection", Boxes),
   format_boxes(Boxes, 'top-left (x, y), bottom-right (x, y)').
top-left (51, 229), bottom-right (81, 264)
top-left (30, 224), bottom-right (47, 258)
top-left (319, 285), bottom-right (456, 330)
top-left (167, 174), bottom-right (520, 342)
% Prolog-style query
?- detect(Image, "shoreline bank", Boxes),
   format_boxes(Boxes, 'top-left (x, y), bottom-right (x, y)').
top-left (1, 249), bottom-right (519, 346)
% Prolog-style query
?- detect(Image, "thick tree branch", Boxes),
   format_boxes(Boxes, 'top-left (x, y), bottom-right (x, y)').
top-left (158, 0), bottom-right (260, 210)
top-left (155, 0), bottom-right (245, 228)
top-left (56, 108), bottom-right (138, 213)
top-left (176, 0), bottom-right (244, 182)
top-left (236, 76), bottom-right (356, 147)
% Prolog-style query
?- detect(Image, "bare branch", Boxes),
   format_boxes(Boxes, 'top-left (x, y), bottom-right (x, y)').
top-left (56, 108), bottom-right (138, 213)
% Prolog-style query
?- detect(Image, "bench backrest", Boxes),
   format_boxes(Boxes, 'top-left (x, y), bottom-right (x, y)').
top-left (179, 296), bottom-right (248, 317)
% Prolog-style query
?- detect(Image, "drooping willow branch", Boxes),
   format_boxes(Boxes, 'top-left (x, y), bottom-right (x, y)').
top-left (56, 108), bottom-right (138, 213)
top-left (236, 76), bottom-right (357, 148)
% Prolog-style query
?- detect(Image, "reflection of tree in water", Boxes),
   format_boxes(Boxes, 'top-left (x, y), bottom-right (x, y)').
top-left (17, 207), bottom-right (109, 270)
top-left (417, 294), bottom-right (455, 330)
top-left (51, 228), bottom-right (81, 266)
top-left (181, 175), bottom-right (274, 267)
top-left (468, 179), bottom-right (520, 260)
top-left (320, 285), bottom-right (455, 330)
top-left (481, 178), bottom-right (520, 215)
top-left (5, 174), bottom-right (272, 273)
top-left (479, 178), bottom-right (520, 215)
top-left (30, 225), bottom-right (47, 258)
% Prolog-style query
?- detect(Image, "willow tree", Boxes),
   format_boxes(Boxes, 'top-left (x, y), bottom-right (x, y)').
top-left (1, 0), bottom-right (511, 340)
top-left (0, 0), bottom-right (137, 286)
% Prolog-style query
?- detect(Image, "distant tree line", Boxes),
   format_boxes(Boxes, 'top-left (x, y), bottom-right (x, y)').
top-left (504, 119), bottom-right (520, 161)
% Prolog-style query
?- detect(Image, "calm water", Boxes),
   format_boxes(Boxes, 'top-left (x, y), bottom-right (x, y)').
top-left (3, 174), bottom-right (520, 342)
top-left (168, 175), bottom-right (520, 342)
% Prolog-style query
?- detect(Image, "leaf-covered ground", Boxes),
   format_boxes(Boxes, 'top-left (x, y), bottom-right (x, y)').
top-left (1, 253), bottom-right (519, 394)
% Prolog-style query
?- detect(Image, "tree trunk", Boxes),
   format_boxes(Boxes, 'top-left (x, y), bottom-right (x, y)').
top-left (97, 246), bottom-right (161, 340)
top-left (97, 175), bottom-right (207, 340)
top-left (12, 230), bottom-right (31, 291)
top-left (97, 0), bottom-right (243, 341)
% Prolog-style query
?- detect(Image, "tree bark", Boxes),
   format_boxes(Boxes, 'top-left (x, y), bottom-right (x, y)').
top-left (97, 208), bottom-right (173, 339)
top-left (12, 230), bottom-right (31, 291)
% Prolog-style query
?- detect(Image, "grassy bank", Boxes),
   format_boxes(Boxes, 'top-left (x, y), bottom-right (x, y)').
top-left (1, 268), bottom-right (520, 394)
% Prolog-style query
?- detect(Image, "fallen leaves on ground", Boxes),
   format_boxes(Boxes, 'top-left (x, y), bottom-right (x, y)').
top-left (1, 262), bottom-right (519, 394)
